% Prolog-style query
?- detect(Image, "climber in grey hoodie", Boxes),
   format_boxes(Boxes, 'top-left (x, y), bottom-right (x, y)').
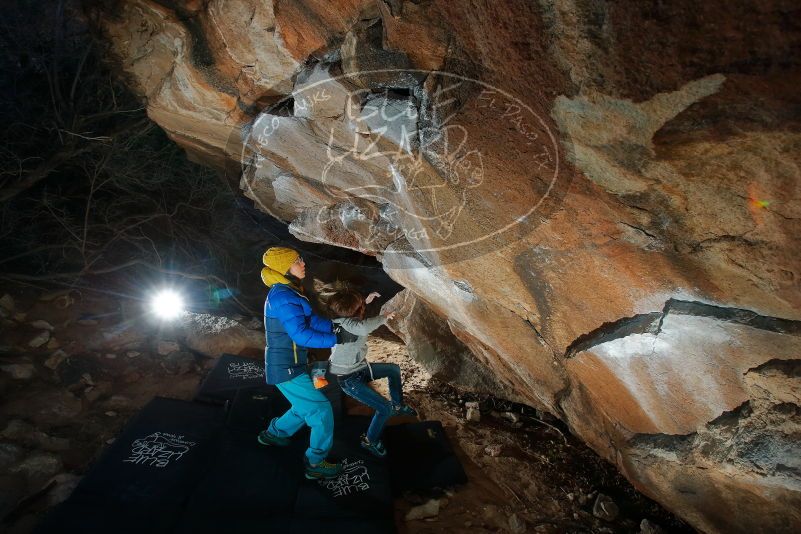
top-left (316, 281), bottom-right (417, 457)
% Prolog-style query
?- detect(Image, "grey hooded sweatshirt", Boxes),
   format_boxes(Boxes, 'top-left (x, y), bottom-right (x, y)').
top-left (328, 314), bottom-right (387, 376)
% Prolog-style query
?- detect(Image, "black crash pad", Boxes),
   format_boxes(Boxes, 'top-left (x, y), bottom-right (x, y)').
top-left (225, 385), bottom-right (289, 434)
top-left (194, 353), bottom-right (266, 404)
top-left (179, 420), bottom-right (395, 534)
top-left (295, 416), bottom-right (394, 525)
top-left (35, 397), bottom-right (225, 533)
top-left (383, 420), bottom-right (468, 495)
top-left (177, 431), bottom-right (303, 533)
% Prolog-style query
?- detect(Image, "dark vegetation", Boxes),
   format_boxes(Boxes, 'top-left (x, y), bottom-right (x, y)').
top-left (0, 0), bottom-right (254, 309)
top-left (0, 0), bottom-right (382, 315)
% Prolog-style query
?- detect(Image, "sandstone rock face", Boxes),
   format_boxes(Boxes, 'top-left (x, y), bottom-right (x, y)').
top-left (95, 1), bottom-right (801, 531)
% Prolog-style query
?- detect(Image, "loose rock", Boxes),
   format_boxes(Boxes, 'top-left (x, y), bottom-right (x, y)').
top-left (484, 443), bottom-right (503, 457)
top-left (405, 499), bottom-right (440, 521)
top-left (0, 294), bottom-right (14, 312)
top-left (466, 407), bottom-right (481, 422)
top-left (157, 340), bottom-right (180, 355)
top-left (639, 518), bottom-right (664, 534)
top-left (46, 473), bottom-right (81, 507)
top-left (593, 493), bottom-right (619, 522)
top-left (28, 330), bottom-right (50, 348)
top-left (1, 363), bottom-right (35, 380)
top-left (509, 513), bottom-right (527, 534)
top-left (29, 320), bottom-right (54, 331)
top-left (501, 411), bottom-right (520, 424)
top-left (10, 453), bottom-right (63, 486)
top-left (44, 350), bottom-right (67, 370)
top-left (1, 420), bottom-right (70, 452)
top-left (0, 443), bottom-right (24, 471)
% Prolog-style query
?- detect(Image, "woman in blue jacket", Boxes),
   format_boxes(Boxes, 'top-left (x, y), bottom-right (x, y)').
top-left (257, 246), bottom-right (353, 480)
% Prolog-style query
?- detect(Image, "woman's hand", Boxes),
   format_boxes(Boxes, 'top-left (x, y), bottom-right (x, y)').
top-left (365, 291), bottom-right (381, 304)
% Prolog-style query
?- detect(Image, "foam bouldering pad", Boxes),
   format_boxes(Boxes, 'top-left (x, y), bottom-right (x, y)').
top-left (295, 417), bottom-right (394, 525)
top-left (35, 397), bottom-right (225, 533)
top-left (177, 431), bottom-right (304, 533)
top-left (180, 416), bottom-right (394, 534)
top-left (225, 385), bottom-right (290, 434)
top-left (383, 420), bottom-right (468, 495)
top-left (194, 354), bottom-right (266, 404)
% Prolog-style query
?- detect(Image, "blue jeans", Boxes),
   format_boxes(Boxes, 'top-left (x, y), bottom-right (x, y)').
top-left (268, 373), bottom-right (334, 465)
top-left (337, 363), bottom-right (403, 443)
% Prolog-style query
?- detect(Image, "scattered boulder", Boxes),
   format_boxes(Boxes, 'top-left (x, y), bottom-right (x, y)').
top-left (28, 330), bottom-right (50, 348)
top-left (508, 513), bottom-right (527, 534)
top-left (405, 498), bottom-right (441, 521)
top-left (2, 389), bottom-right (82, 423)
top-left (593, 493), bottom-right (619, 522)
top-left (484, 443), bottom-right (503, 457)
top-left (0, 294), bottom-right (14, 312)
top-left (639, 519), bottom-right (664, 534)
top-left (465, 402), bottom-right (481, 422)
top-left (104, 395), bottom-right (132, 411)
top-left (44, 350), bottom-right (67, 370)
top-left (0, 443), bottom-right (24, 471)
top-left (161, 351), bottom-right (196, 375)
top-left (126, 351), bottom-right (140, 358)
top-left (179, 313), bottom-right (264, 357)
top-left (1, 420), bottom-right (70, 452)
top-left (156, 340), bottom-right (180, 355)
top-left (122, 370), bottom-right (142, 383)
top-left (10, 453), bottom-right (63, 487)
top-left (45, 473), bottom-right (81, 507)
top-left (46, 337), bottom-right (60, 349)
top-left (1, 363), bottom-right (35, 380)
top-left (84, 381), bottom-right (112, 403)
top-left (501, 412), bottom-right (521, 424)
top-left (29, 320), bottom-right (54, 331)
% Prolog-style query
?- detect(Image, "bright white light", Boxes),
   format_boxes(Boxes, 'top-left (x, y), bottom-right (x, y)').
top-left (150, 290), bottom-right (184, 320)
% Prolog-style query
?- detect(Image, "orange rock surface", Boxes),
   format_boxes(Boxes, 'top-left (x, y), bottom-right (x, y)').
top-left (94, 1), bottom-right (801, 531)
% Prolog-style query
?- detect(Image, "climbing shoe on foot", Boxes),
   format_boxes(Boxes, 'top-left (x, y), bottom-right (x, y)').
top-left (304, 458), bottom-right (343, 480)
top-left (393, 404), bottom-right (418, 417)
top-left (360, 434), bottom-right (387, 458)
top-left (257, 430), bottom-right (290, 447)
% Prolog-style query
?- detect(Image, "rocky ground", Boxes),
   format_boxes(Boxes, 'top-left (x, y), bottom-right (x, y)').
top-left (368, 336), bottom-right (691, 534)
top-left (0, 285), bottom-right (689, 533)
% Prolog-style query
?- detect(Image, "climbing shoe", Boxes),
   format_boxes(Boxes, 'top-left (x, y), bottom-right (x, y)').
top-left (304, 458), bottom-right (343, 480)
top-left (360, 434), bottom-right (387, 458)
top-left (393, 404), bottom-right (418, 417)
top-left (257, 430), bottom-right (290, 447)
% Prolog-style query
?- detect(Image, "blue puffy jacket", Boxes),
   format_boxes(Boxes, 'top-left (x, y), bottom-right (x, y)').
top-left (264, 283), bottom-right (336, 384)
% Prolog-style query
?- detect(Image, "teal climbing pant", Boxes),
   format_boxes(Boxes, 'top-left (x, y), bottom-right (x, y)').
top-left (267, 372), bottom-right (334, 465)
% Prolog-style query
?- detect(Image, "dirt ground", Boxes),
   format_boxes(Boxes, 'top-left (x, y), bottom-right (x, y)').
top-left (0, 285), bottom-right (691, 533)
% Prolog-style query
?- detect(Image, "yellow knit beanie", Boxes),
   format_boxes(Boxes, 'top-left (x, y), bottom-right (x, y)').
top-left (261, 247), bottom-right (300, 287)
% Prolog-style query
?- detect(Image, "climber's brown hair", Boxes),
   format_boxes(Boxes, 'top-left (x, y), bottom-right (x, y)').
top-left (313, 279), bottom-right (365, 319)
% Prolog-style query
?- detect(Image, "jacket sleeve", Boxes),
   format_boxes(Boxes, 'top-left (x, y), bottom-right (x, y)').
top-left (275, 293), bottom-right (337, 348)
top-left (310, 313), bottom-right (333, 333)
top-left (339, 315), bottom-right (387, 336)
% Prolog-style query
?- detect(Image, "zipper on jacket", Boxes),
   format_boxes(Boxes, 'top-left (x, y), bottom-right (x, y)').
top-left (293, 341), bottom-right (298, 364)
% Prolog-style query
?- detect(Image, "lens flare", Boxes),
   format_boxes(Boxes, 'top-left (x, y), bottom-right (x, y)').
top-left (150, 290), bottom-right (184, 320)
